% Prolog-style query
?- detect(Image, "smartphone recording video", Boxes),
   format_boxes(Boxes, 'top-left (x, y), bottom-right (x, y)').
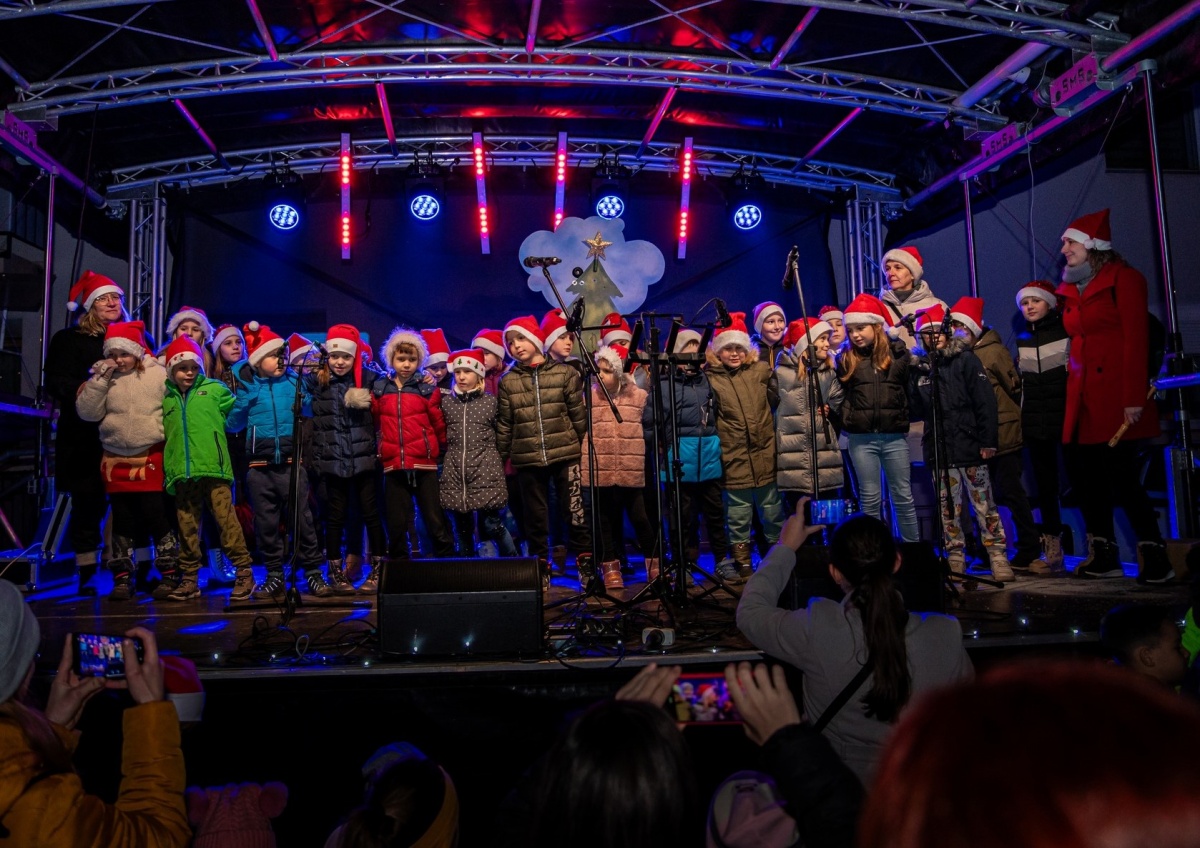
top-left (668, 673), bottom-right (742, 725)
top-left (73, 632), bottom-right (144, 680)
top-left (804, 498), bottom-right (856, 527)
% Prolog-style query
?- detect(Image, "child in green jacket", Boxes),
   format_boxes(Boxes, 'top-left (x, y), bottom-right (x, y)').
top-left (161, 337), bottom-right (254, 601)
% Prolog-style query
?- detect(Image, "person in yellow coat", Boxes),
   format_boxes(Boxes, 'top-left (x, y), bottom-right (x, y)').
top-left (0, 580), bottom-right (190, 847)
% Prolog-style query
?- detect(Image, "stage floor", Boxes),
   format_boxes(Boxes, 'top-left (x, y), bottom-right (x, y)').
top-left (22, 553), bottom-right (1191, 679)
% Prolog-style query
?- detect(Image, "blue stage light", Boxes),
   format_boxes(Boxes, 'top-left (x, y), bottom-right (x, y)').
top-left (733, 203), bottom-right (762, 230)
top-left (410, 193), bottom-right (441, 220)
top-left (595, 194), bottom-right (625, 219)
top-left (269, 202), bottom-right (300, 230)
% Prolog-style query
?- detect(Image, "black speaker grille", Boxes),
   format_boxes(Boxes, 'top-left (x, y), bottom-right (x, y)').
top-left (379, 557), bottom-right (541, 594)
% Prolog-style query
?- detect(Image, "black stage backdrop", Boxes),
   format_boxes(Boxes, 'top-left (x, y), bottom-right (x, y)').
top-left (169, 169), bottom-right (837, 351)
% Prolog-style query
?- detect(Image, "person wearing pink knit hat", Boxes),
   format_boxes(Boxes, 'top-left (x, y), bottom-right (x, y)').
top-left (1055, 209), bottom-right (1168, 582)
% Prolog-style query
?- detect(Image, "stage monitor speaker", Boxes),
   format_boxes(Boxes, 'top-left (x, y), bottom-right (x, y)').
top-left (378, 557), bottom-right (543, 658)
top-left (779, 541), bottom-right (944, 614)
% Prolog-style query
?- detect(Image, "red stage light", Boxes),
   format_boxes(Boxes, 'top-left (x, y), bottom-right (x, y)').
top-left (678, 137), bottom-right (693, 260)
top-left (473, 132), bottom-right (491, 254)
top-left (554, 131), bottom-right (568, 230)
top-left (340, 132), bottom-right (352, 260)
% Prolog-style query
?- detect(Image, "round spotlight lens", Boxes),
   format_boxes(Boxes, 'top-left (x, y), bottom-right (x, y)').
top-left (733, 203), bottom-right (762, 230)
top-left (410, 194), bottom-right (441, 220)
top-left (595, 195), bottom-right (625, 219)
top-left (269, 203), bottom-right (300, 230)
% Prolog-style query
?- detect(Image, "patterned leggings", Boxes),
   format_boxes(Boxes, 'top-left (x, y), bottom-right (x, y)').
top-left (175, 478), bottom-right (253, 576)
top-left (935, 465), bottom-right (1007, 554)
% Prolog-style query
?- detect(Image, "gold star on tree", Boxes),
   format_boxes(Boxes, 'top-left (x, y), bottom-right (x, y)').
top-left (583, 232), bottom-right (613, 260)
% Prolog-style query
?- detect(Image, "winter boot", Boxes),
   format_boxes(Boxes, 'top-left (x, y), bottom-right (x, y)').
top-left (646, 557), bottom-right (661, 583)
top-left (304, 568), bottom-right (334, 598)
top-left (1076, 537), bottom-right (1124, 579)
top-left (601, 559), bottom-right (625, 591)
top-left (987, 547), bottom-right (1015, 583)
top-left (252, 569), bottom-right (286, 601)
top-left (359, 556), bottom-right (386, 595)
top-left (152, 532), bottom-right (182, 600)
top-left (1073, 533), bottom-right (1097, 576)
top-left (164, 573), bottom-right (201, 602)
top-left (1136, 541), bottom-right (1174, 585)
top-left (550, 545), bottom-right (568, 575)
top-left (344, 552), bottom-right (364, 583)
top-left (1030, 534), bottom-right (1065, 575)
top-left (731, 542), bottom-right (754, 579)
top-left (576, 553), bottom-right (597, 588)
top-left (326, 559), bottom-right (357, 595)
top-left (229, 567), bottom-right (255, 602)
top-left (75, 548), bottom-right (101, 596)
top-left (107, 537), bottom-right (136, 602)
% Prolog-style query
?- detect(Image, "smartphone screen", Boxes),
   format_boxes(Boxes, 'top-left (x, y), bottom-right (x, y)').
top-left (805, 498), bottom-right (855, 526)
top-left (73, 633), bottom-right (144, 680)
top-left (667, 673), bottom-right (742, 725)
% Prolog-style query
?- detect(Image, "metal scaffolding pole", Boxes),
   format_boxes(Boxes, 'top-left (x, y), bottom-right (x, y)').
top-left (127, 187), bottom-right (167, 341)
top-left (33, 172), bottom-right (57, 498)
top-left (963, 180), bottom-right (978, 297)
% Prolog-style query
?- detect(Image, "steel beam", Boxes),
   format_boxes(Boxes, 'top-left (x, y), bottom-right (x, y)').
top-left (636, 86), bottom-right (677, 159)
top-left (0, 0), bottom-right (170, 21)
top-left (0, 111), bottom-right (104, 206)
top-left (375, 82), bottom-right (397, 156)
top-left (770, 7), bottom-right (819, 69)
top-left (953, 41), bottom-right (1052, 108)
top-left (798, 106), bottom-right (861, 164)
top-left (173, 99), bottom-right (231, 171)
top-left (525, 0), bottom-right (542, 54)
top-left (963, 180), bottom-right (978, 296)
top-left (1101, 0), bottom-right (1200, 73)
top-left (244, 0), bottom-right (278, 62)
top-left (0, 52), bottom-right (30, 90)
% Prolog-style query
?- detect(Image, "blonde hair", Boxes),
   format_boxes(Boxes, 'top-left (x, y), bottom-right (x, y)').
top-left (838, 329), bottom-right (892, 383)
top-left (76, 298), bottom-right (130, 336)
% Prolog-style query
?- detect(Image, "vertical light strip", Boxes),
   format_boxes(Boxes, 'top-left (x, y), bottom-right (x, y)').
top-left (340, 132), bottom-right (351, 260)
top-left (473, 131), bottom-right (491, 255)
top-left (554, 131), bottom-right (567, 230)
top-left (677, 136), bottom-right (693, 260)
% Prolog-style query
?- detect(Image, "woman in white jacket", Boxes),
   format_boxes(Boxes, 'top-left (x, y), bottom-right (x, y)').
top-left (75, 320), bottom-right (173, 601)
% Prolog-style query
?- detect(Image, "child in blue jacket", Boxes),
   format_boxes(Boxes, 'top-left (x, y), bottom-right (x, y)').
top-left (226, 322), bottom-right (330, 602)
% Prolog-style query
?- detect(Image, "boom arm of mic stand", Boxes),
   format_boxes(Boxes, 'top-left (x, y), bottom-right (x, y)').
top-left (539, 265), bottom-right (622, 423)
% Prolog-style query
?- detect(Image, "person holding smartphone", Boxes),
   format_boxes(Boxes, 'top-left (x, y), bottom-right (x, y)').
top-left (0, 581), bottom-right (190, 846)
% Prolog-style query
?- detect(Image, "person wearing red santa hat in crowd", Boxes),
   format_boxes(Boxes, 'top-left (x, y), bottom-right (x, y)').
top-left (835, 293), bottom-right (919, 543)
top-left (1055, 209), bottom-right (1170, 583)
top-left (1014, 281), bottom-right (1070, 574)
top-left (163, 305), bottom-right (215, 376)
top-left (706, 312), bottom-right (784, 582)
top-left (471, 328), bottom-right (508, 397)
top-left (750, 301), bottom-right (788, 367)
top-left (74, 320), bottom-right (175, 601)
top-left (496, 316), bottom-right (593, 590)
top-left (877, 246), bottom-right (947, 351)
top-left (421, 328), bottom-right (453, 398)
top-left (45, 271), bottom-right (129, 595)
top-left (301, 323), bottom-right (391, 594)
top-left (819, 304), bottom-right (846, 352)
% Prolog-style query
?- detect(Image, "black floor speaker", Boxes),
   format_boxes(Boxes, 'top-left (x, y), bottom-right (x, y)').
top-left (779, 542), bottom-right (945, 614)
top-left (378, 557), bottom-right (543, 657)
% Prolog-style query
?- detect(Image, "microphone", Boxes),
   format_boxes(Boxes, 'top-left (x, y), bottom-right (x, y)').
top-left (940, 311), bottom-right (954, 335)
top-left (781, 245), bottom-right (799, 290)
top-left (897, 313), bottom-right (919, 332)
top-left (523, 256), bottom-right (562, 268)
top-left (567, 296), bottom-right (585, 333)
top-left (715, 298), bottom-right (733, 328)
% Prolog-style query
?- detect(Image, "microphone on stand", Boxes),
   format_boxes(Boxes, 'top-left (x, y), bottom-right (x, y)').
top-left (781, 245), bottom-right (799, 290)
top-left (715, 298), bottom-right (733, 328)
top-left (523, 256), bottom-right (562, 268)
top-left (567, 296), bottom-right (586, 333)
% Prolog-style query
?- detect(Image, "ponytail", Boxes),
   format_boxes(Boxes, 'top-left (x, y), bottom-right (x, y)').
top-left (830, 515), bottom-right (911, 722)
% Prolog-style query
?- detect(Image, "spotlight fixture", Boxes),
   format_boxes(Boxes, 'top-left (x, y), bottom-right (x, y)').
top-left (264, 167), bottom-right (305, 231)
top-left (405, 151), bottom-right (446, 223)
top-left (591, 154), bottom-right (631, 220)
top-left (729, 163), bottom-right (765, 231)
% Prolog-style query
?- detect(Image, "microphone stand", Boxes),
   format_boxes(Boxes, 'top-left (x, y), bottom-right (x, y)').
top-left (783, 247), bottom-right (823, 511)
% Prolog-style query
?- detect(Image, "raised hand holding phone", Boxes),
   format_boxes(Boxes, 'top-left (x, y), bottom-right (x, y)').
top-left (781, 498), bottom-right (825, 551)
top-left (120, 626), bottom-right (165, 704)
top-left (46, 634), bottom-right (106, 730)
top-left (724, 662), bottom-right (802, 747)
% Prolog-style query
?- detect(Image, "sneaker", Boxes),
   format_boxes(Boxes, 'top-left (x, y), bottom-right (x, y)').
top-left (152, 573), bottom-right (181, 601)
top-left (108, 573), bottom-right (135, 602)
top-left (1029, 536), bottom-right (1065, 575)
top-left (1075, 537), bottom-right (1124, 579)
top-left (229, 568), bottom-right (255, 602)
top-left (253, 571), bottom-right (286, 601)
top-left (477, 540), bottom-right (499, 559)
top-left (715, 558), bottom-right (744, 585)
top-left (305, 570), bottom-right (334, 598)
top-left (987, 549), bottom-right (1015, 583)
top-left (326, 560), bottom-right (357, 595)
top-left (164, 576), bottom-right (201, 602)
top-left (1137, 542), bottom-right (1174, 585)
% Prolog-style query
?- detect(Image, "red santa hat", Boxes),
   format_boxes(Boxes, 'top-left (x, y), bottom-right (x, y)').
top-left (784, 317), bottom-right (832, 351)
top-left (540, 309), bottom-right (570, 352)
top-left (471, 329), bottom-right (506, 362)
top-left (420, 329), bottom-right (451, 367)
top-left (449, 348), bottom-right (487, 381)
top-left (948, 297), bottom-right (986, 338)
top-left (326, 323), bottom-right (360, 358)
top-left (595, 343), bottom-right (630, 375)
top-left (914, 303), bottom-right (948, 334)
top-left (881, 246), bottom-right (924, 282)
top-left (1062, 209), bottom-right (1112, 251)
top-left (842, 293), bottom-right (892, 327)
top-left (210, 324), bottom-right (243, 355)
top-left (599, 312), bottom-right (632, 347)
top-left (166, 306), bottom-right (215, 342)
top-left (818, 304), bottom-right (844, 323)
top-left (673, 328), bottom-right (703, 353)
top-left (381, 327), bottom-right (428, 378)
top-left (752, 301), bottom-right (786, 335)
top-left (66, 271), bottom-right (123, 313)
top-left (242, 321), bottom-right (285, 370)
top-left (164, 335), bottom-right (206, 373)
top-left (503, 316), bottom-right (545, 351)
top-left (711, 312), bottom-right (752, 354)
top-left (1015, 281), bottom-right (1058, 310)
top-left (102, 320), bottom-right (149, 359)
top-left (162, 655), bottom-right (205, 723)
top-left (286, 332), bottom-right (315, 366)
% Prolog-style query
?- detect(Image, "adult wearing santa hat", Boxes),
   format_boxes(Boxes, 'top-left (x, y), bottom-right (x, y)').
top-left (878, 245), bottom-right (947, 351)
top-left (45, 271), bottom-right (127, 594)
top-left (1054, 209), bottom-right (1168, 583)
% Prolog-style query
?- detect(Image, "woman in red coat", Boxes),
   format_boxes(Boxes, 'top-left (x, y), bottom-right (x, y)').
top-left (1055, 209), bottom-right (1169, 583)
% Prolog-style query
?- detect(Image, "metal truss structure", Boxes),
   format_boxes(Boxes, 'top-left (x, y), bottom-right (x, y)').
top-left (125, 187), bottom-right (166, 342)
top-left (842, 195), bottom-right (887, 302)
top-left (105, 134), bottom-right (900, 197)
